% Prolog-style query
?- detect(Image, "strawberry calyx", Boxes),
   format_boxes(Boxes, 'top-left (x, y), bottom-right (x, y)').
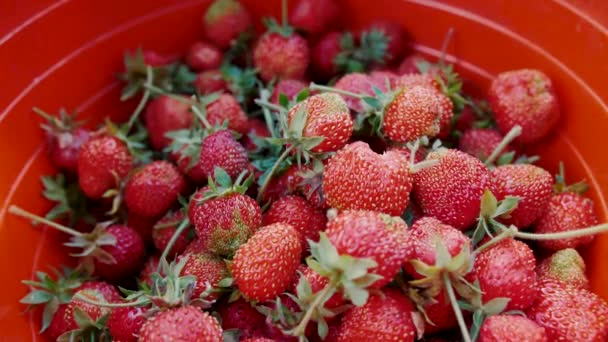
top-left (334, 30), bottom-right (389, 73)
top-left (256, 296), bottom-right (304, 337)
top-left (553, 161), bottom-right (590, 194)
top-left (469, 189), bottom-right (520, 247)
top-left (58, 289), bottom-right (112, 342)
top-left (34, 107), bottom-right (83, 136)
top-left (201, 167), bottom-right (254, 202)
top-left (459, 289), bottom-right (513, 342)
top-left (104, 119), bottom-right (153, 165)
top-left (41, 173), bottom-right (94, 227)
top-left (221, 64), bottom-right (260, 108)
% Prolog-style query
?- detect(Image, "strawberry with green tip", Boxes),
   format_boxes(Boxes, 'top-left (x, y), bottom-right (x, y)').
top-left (180, 252), bottom-right (229, 300)
top-left (139, 306), bottom-right (223, 341)
top-left (478, 315), bottom-right (547, 342)
top-left (537, 248), bottom-right (589, 289)
top-left (203, 0), bottom-right (252, 49)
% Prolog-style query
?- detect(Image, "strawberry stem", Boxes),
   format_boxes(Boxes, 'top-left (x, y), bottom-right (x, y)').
top-left (409, 159), bottom-right (439, 173)
top-left (309, 83), bottom-right (365, 99)
top-left (439, 28), bottom-right (455, 66)
top-left (256, 145), bottom-right (296, 202)
top-left (73, 292), bottom-right (149, 308)
top-left (513, 223), bottom-right (608, 241)
top-left (9, 205), bottom-right (83, 237)
top-left (190, 104), bottom-right (213, 130)
top-left (484, 125), bottom-right (521, 166)
top-left (292, 279), bottom-right (338, 337)
top-left (443, 273), bottom-right (472, 342)
top-left (159, 219), bottom-right (190, 266)
top-left (254, 99), bottom-right (287, 113)
top-left (126, 66), bottom-right (153, 131)
top-left (473, 227), bottom-right (516, 255)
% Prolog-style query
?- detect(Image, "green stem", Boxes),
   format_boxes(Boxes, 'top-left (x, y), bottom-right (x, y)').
top-left (409, 159), bottom-right (439, 173)
top-left (126, 67), bottom-right (153, 131)
top-left (309, 83), bottom-right (365, 99)
top-left (473, 226), bottom-right (515, 255)
top-left (256, 145), bottom-right (296, 202)
top-left (292, 279), bottom-right (337, 337)
top-left (9, 205), bottom-right (83, 237)
top-left (190, 104), bottom-right (213, 130)
top-left (159, 219), bottom-right (190, 265)
top-left (73, 293), bottom-right (149, 308)
top-left (254, 99), bottom-right (287, 113)
top-left (32, 107), bottom-right (53, 121)
top-left (484, 125), bottom-right (522, 166)
top-left (513, 223), bottom-right (608, 241)
top-left (142, 83), bottom-right (192, 105)
top-left (443, 273), bottom-right (472, 342)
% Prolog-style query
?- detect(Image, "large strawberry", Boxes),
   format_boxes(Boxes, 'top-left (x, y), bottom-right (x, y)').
top-left (289, 0), bottom-right (338, 35)
top-left (478, 314), bottom-right (547, 342)
top-left (180, 252), bottom-right (229, 300)
top-left (186, 41), bottom-right (223, 71)
top-left (205, 93), bottom-right (249, 134)
top-left (537, 248), bottom-right (589, 289)
top-left (232, 223), bottom-right (302, 302)
top-left (145, 95), bottom-right (192, 150)
top-left (203, 0), bottom-right (252, 49)
top-left (323, 142), bottom-right (412, 216)
top-left (107, 306), bottom-right (149, 342)
top-left (413, 149), bottom-right (490, 230)
top-left (124, 161), bottom-right (186, 219)
top-left (488, 69), bottom-right (559, 143)
top-left (216, 298), bottom-right (266, 338)
top-left (139, 306), bottom-right (223, 341)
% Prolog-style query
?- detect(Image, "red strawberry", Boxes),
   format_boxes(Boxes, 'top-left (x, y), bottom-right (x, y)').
top-left (139, 255), bottom-right (161, 286)
top-left (139, 306), bottom-right (223, 341)
top-left (186, 41), bottom-right (223, 71)
top-left (62, 289), bottom-right (110, 335)
top-left (454, 104), bottom-right (476, 132)
top-left (253, 32), bottom-right (310, 82)
top-left (291, 265), bottom-right (345, 308)
top-left (289, 0), bottom-right (338, 35)
top-left (108, 306), bottom-right (149, 342)
top-left (124, 161), bottom-right (186, 219)
top-left (287, 93), bottom-right (353, 153)
top-left (203, 0), bottom-right (252, 49)
top-left (490, 164), bottom-right (553, 228)
top-left (478, 314), bottom-right (547, 342)
top-left (338, 288), bottom-right (417, 341)
top-left (263, 195), bottom-right (326, 249)
top-left (127, 211), bottom-right (156, 246)
top-left (78, 136), bottom-right (133, 199)
top-left (526, 280), bottom-right (608, 341)
top-left (472, 238), bottom-right (537, 311)
top-left (489, 69), bottom-right (559, 143)
top-left (181, 253), bottom-right (228, 300)
top-left (360, 21), bottom-right (406, 64)
top-left (421, 289), bottom-right (457, 335)
top-left (206, 93), bottom-right (249, 134)
top-left (194, 70), bottom-right (229, 95)
top-left (326, 210), bottom-right (408, 288)
top-left (537, 248), bottom-right (589, 289)
top-left (369, 70), bottom-right (400, 92)
top-left (152, 211), bottom-right (191, 258)
top-left (242, 338), bottom-right (275, 342)
top-left (46, 304), bottom-right (72, 340)
top-left (94, 224), bottom-right (146, 282)
top-left (142, 50), bottom-right (174, 66)
top-left (312, 31), bottom-right (343, 78)
top-left (78, 280), bottom-right (122, 302)
top-left (241, 118), bottom-right (271, 151)
top-left (324, 142), bottom-right (412, 216)
top-left (533, 192), bottom-right (599, 250)
top-left (271, 79), bottom-right (307, 104)
top-left (334, 73), bottom-right (374, 112)
top-left (145, 95), bottom-right (192, 150)
top-left (232, 223), bottom-right (302, 301)
top-left (216, 298), bottom-right (266, 338)
top-left (413, 149), bottom-right (490, 230)
top-left (459, 128), bottom-right (507, 162)
top-left (398, 53), bottom-right (429, 75)
top-left (388, 145), bottom-right (427, 163)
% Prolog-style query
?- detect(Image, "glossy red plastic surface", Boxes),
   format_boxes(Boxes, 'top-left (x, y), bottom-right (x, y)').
top-left (0, 0), bottom-right (607, 339)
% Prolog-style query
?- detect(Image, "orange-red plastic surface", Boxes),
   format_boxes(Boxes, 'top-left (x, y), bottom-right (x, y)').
top-left (0, 0), bottom-right (607, 339)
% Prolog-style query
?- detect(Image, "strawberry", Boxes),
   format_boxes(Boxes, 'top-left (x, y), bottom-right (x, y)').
top-left (271, 79), bottom-right (307, 104)
top-left (263, 195), bottom-right (327, 249)
top-left (203, 0), bottom-right (252, 49)
top-left (359, 21), bottom-right (406, 64)
top-left (323, 142), bottom-right (412, 216)
top-left (194, 69), bottom-right (229, 95)
top-left (152, 211), bottom-right (192, 258)
top-left (186, 41), bottom-right (223, 71)
top-left (459, 128), bottom-right (508, 162)
top-left (488, 69), bottom-right (559, 143)
top-left (338, 288), bottom-right (417, 342)
top-left (413, 149), bottom-right (490, 230)
top-left (526, 280), bottom-right (608, 341)
top-left (232, 223), bottom-right (302, 301)
top-left (139, 306), bottom-right (223, 341)
top-left (383, 85), bottom-right (442, 142)
top-left (490, 164), bottom-right (553, 228)
top-left (478, 314), bottom-right (547, 342)
top-left (78, 280), bottom-right (122, 302)
top-left (139, 255), bottom-right (161, 286)
top-left (333, 72), bottom-right (375, 112)
top-left (124, 161), bottom-right (186, 219)
top-left (141, 50), bottom-right (174, 66)
top-left (289, 0), bottom-right (338, 35)
top-left (291, 265), bottom-right (345, 308)
top-left (398, 53), bottom-right (429, 75)
top-left (206, 93), bottom-right (249, 134)
top-left (369, 70), bottom-right (400, 92)
top-left (94, 224), bottom-right (146, 281)
top-left (311, 31), bottom-right (343, 77)
top-left (144, 95), bottom-right (192, 150)
top-left (60, 289), bottom-right (110, 339)
top-left (325, 210), bottom-right (408, 288)
top-left (180, 253), bottom-right (228, 300)
top-left (242, 338), bottom-right (275, 342)
top-left (216, 298), bottom-right (266, 338)
top-left (78, 135), bottom-right (133, 199)
top-left (127, 211), bottom-right (156, 246)
top-left (533, 192), bottom-right (599, 250)
top-left (388, 145), bottom-right (427, 163)
top-left (107, 306), bottom-right (149, 342)
top-left (259, 164), bottom-right (302, 203)
top-left (46, 304), bottom-right (73, 340)
top-left (253, 31), bottom-right (310, 82)
top-left (472, 238), bottom-right (537, 311)
top-left (537, 248), bottom-right (589, 289)
top-left (420, 289), bottom-right (457, 335)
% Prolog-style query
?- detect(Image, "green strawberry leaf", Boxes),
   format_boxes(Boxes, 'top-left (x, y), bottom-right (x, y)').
top-left (20, 290), bottom-right (53, 305)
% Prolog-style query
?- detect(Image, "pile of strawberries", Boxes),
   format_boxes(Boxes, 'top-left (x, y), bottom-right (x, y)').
top-left (14, 0), bottom-right (608, 341)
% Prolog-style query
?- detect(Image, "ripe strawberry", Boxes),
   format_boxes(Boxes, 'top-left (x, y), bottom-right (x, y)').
top-left (287, 93), bottom-right (353, 153)
top-left (490, 164), bottom-right (553, 228)
top-left (360, 21), bottom-right (406, 64)
top-left (61, 289), bottom-right (110, 336)
top-left (291, 265), bottom-right (345, 308)
top-left (194, 69), bottom-right (229, 95)
top-left (526, 280), bottom-right (608, 341)
top-left (108, 306), bottom-right (149, 342)
top-left (413, 149), bottom-right (490, 230)
top-left (152, 211), bottom-right (192, 258)
top-left (311, 31), bottom-right (343, 77)
top-left (289, 0), bottom-right (338, 35)
top-left (241, 118), bottom-right (271, 151)
top-left (459, 128), bottom-right (507, 162)
top-left (124, 161), bottom-right (186, 218)
top-left (78, 136), bottom-right (133, 199)
top-left (181, 253), bottom-right (228, 300)
top-left (206, 93), bottom-right (249, 134)
top-left (186, 41), bottom-right (223, 71)
top-left (478, 314), bottom-right (547, 342)
top-left (127, 211), bottom-right (156, 246)
top-left (533, 192), bottom-right (599, 250)
top-left (472, 238), bottom-right (537, 311)
top-left (253, 32), bottom-right (310, 82)
top-left (139, 255), bottom-right (161, 286)
top-left (323, 142), bottom-right (412, 216)
top-left (271, 79), bottom-right (307, 104)
top-left (537, 248), bottom-right (589, 289)
top-left (232, 223), bottom-right (302, 301)
top-left (369, 70), bottom-right (400, 92)
top-left (216, 298), bottom-right (266, 338)
top-left (78, 280), bottom-right (122, 302)
top-left (488, 69), bottom-right (559, 143)
top-left (263, 195), bottom-right (327, 249)
top-left (398, 53), bottom-right (428, 75)
top-left (420, 289), bottom-right (457, 335)
top-left (139, 306), bottom-right (223, 341)
top-left (46, 304), bottom-right (72, 340)
top-left (259, 164), bottom-right (302, 203)
top-left (94, 224), bottom-right (146, 282)
top-left (141, 50), bottom-right (174, 66)
top-left (145, 95), bottom-right (192, 150)
top-left (334, 72), bottom-right (374, 112)
top-left (325, 210), bottom-right (408, 288)
top-left (203, 0), bottom-right (252, 49)
top-left (338, 288), bottom-right (417, 341)
top-left (242, 338), bottom-right (275, 342)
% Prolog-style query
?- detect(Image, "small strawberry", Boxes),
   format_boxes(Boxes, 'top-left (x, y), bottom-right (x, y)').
top-left (203, 0), bottom-right (252, 49)
top-left (478, 314), bottom-right (547, 342)
top-left (232, 223), bottom-right (302, 302)
top-left (139, 306), bottom-right (223, 341)
top-left (180, 253), bottom-right (229, 300)
top-left (271, 79), bottom-right (307, 104)
top-left (338, 288), bottom-right (417, 342)
top-left (289, 0), bottom-right (338, 35)
top-left (141, 50), bottom-right (174, 66)
top-left (186, 41), bottom-right (223, 71)
top-left (488, 69), bottom-right (559, 143)
top-left (152, 210), bottom-right (192, 258)
top-left (459, 128), bottom-right (508, 162)
top-left (383, 85), bottom-right (442, 142)
top-left (359, 21), bottom-right (407, 64)
top-left (107, 306), bottom-right (149, 342)
top-left (194, 69), bottom-right (229, 95)
top-left (490, 164), bottom-right (553, 228)
top-left (254, 31), bottom-right (309, 82)
top-left (144, 95), bottom-right (192, 150)
top-left (216, 298), bottom-right (266, 338)
top-left (537, 248), bottom-right (589, 289)
top-left (78, 135), bottom-right (133, 199)
top-left (206, 93), bottom-right (249, 134)
top-left (124, 161), bottom-right (186, 219)
top-left (333, 73), bottom-right (375, 112)
top-left (413, 149), bottom-right (490, 230)
top-left (323, 142), bottom-right (412, 216)
top-left (139, 255), bottom-right (161, 286)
